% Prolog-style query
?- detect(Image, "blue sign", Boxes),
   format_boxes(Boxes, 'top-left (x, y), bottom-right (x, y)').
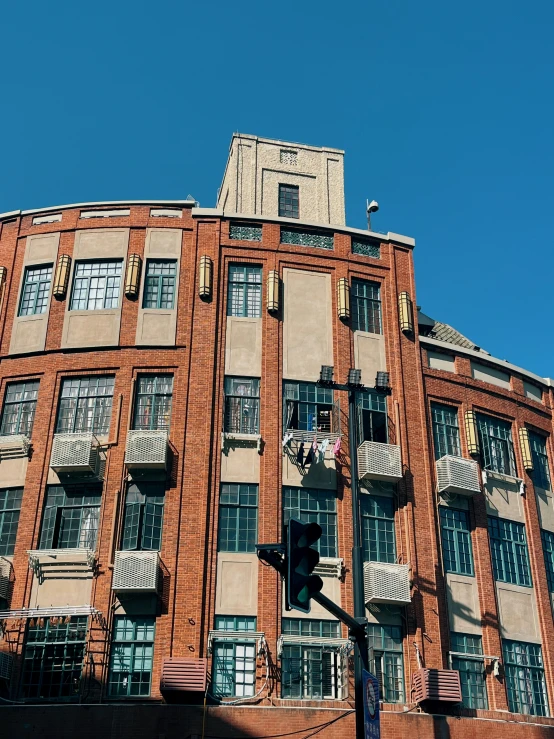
top-left (362, 669), bottom-right (380, 739)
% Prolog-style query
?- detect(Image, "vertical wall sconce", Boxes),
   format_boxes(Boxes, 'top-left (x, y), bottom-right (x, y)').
top-left (337, 277), bottom-right (350, 320)
top-left (267, 270), bottom-right (279, 313)
top-left (0, 267), bottom-right (7, 288)
top-left (465, 410), bottom-right (480, 456)
top-left (199, 256), bottom-right (213, 299)
top-left (52, 255), bottom-right (71, 300)
top-left (518, 427), bottom-right (534, 471)
top-left (125, 254), bottom-right (142, 299)
top-left (398, 291), bottom-right (414, 334)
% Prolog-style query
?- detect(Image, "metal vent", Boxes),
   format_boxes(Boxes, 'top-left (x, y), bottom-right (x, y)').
top-left (0, 651), bottom-right (13, 681)
top-left (0, 558), bottom-right (12, 602)
top-left (412, 668), bottom-right (462, 703)
top-left (436, 455), bottom-right (481, 496)
top-left (358, 441), bottom-right (402, 482)
top-left (50, 433), bottom-right (98, 473)
top-left (112, 550), bottom-right (159, 592)
top-left (314, 557), bottom-right (343, 578)
top-left (160, 657), bottom-right (208, 693)
top-left (124, 430), bottom-right (168, 469)
top-left (364, 561), bottom-right (411, 605)
top-left (0, 434), bottom-right (30, 459)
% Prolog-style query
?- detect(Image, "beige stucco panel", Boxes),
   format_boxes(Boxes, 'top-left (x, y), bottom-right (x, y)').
top-left (471, 361), bottom-right (511, 390)
top-left (225, 317), bottom-right (262, 377)
top-left (137, 311), bottom-right (177, 346)
top-left (73, 228), bottom-right (129, 259)
top-left (215, 553), bottom-right (258, 616)
top-left (496, 582), bottom-right (541, 643)
top-left (10, 314), bottom-right (49, 355)
top-left (484, 477), bottom-right (523, 521)
top-left (221, 445), bottom-right (260, 483)
top-left (536, 486), bottom-right (554, 532)
top-left (427, 350), bottom-right (455, 373)
top-left (446, 573), bottom-right (481, 635)
top-left (62, 310), bottom-right (121, 349)
top-left (282, 576), bottom-right (341, 620)
top-left (0, 457), bottom-right (28, 487)
top-left (366, 605), bottom-right (402, 626)
top-left (283, 269), bottom-right (332, 382)
top-left (29, 566), bottom-right (94, 609)
top-left (25, 232), bottom-right (60, 263)
top-left (145, 228), bottom-right (182, 258)
top-left (282, 451), bottom-right (337, 490)
top-left (354, 332), bottom-right (387, 386)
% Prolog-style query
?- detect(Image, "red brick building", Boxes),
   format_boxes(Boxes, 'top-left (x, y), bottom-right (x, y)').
top-left (0, 134), bottom-right (553, 738)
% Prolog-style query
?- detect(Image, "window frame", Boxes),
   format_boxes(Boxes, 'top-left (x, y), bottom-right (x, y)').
top-left (133, 375), bottom-right (173, 431)
top-left (108, 616), bottom-right (155, 698)
top-left (541, 529), bottom-right (554, 592)
top-left (488, 517), bottom-right (531, 587)
top-left (529, 431), bottom-right (551, 491)
top-left (283, 382), bottom-right (335, 434)
top-left (431, 403), bottom-right (461, 459)
top-left (142, 259), bottom-right (177, 310)
top-left (439, 507), bottom-right (474, 576)
top-left (212, 616), bottom-right (257, 698)
top-left (351, 279), bottom-right (382, 334)
top-left (450, 633), bottom-right (488, 710)
top-left (39, 485), bottom-right (102, 551)
top-left (357, 391), bottom-right (388, 444)
top-left (55, 376), bottom-right (115, 435)
top-left (218, 483), bottom-right (258, 553)
top-left (283, 487), bottom-right (337, 558)
top-left (121, 482), bottom-right (166, 552)
top-left (361, 494), bottom-right (396, 564)
top-left (503, 640), bottom-right (549, 716)
top-left (18, 264), bottom-right (53, 316)
top-left (69, 259), bottom-right (123, 311)
top-left (278, 184), bottom-right (299, 219)
top-left (0, 380), bottom-right (39, 437)
top-left (476, 413), bottom-right (516, 476)
top-left (224, 377), bottom-right (260, 435)
top-left (226, 264), bottom-right (262, 318)
top-left (0, 487), bottom-right (23, 556)
top-left (366, 623), bottom-right (405, 703)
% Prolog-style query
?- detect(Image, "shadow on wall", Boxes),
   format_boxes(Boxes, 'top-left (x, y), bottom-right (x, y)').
top-left (432, 715), bottom-right (451, 739)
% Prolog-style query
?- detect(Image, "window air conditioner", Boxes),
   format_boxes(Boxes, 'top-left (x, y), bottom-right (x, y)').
top-left (436, 455), bottom-right (481, 496)
top-left (0, 434), bottom-right (30, 459)
top-left (50, 433), bottom-right (98, 474)
top-left (364, 561), bottom-right (411, 605)
top-left (124, 430), bottom-right (168, 469)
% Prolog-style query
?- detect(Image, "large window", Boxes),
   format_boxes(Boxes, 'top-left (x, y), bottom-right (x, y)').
top-left (108, 617), bottom-right (155, 697)
top-left (56, 376), bottom-right (114, 435)
top-left (224, 377), bottom-right (260, 435)
top-left (530, 431), bottom-right (551, 491)
top-left (19, 264), bottom-right (53, 316)
top-left (450, 633), bottom-right (488, 709)
top-left (143, 260), bottom-right (177, 309)
top-left (440, 507), bottom-right (474, 576)
top-left (351, 279), bottom-right (382, 334)
top-left (488, 517), bottom-right (531, 587)
top-left (431, 403), bottom-right (461, 459)
top-left (476, 413), bottom-right (516, 476)
top-left (358, 391), bottom-right (387, 444)
top-left (218, 483), bottom-right (258, 553)
top-left (284, 382), bottom-right (335, 434)
top-left (0, 380), bottom-right (39, 437)
top-left (366, 624), bottom-right (404, 703)
top-left (227, 265), bottom-right (262, 318)
top-left (121, 482), bottom-right (165, 551)
top-left (541, 529), bottom-right (554, 592)
top-left (212, 616), bottom-right (257, 698)
top-left (361, 494), bottom-right (396, 563)
top-left (133, 375), bottom-right (173, 431)
top-left (39, 485), bottom-right (102, 551)
top-left (70, 260), bottom-right (123, 311)
top-left (21, 616), bottom-right (88, 700)
top-left (503, 640), bottom-right (548, 716)
top-left (278, 184), bottom-right (299, 219)
top-left (283, 487), bottom-right (337, 558)
top-left (0, 487), bottom-right (23, 556)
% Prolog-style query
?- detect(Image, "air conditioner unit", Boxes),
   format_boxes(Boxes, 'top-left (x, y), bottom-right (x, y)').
top-left (436, 455), bottom-right (481, 496)
top-left (125, 430), bottom-right (168, 469)
top-left (358, 441), bottom-right (402, 482)
top-left (50, 432), bottom-right (98, 474)
top-left (160, 657), bottom-right (208, 694)
top-left (112, 550), bottom-right (159, 592)
top-left (0, 651), bottom-right (13, 681)
top-left (0, 434), bottom-right (30, 459)
top-left (412, 668), bottom-right (462, 704)
top-left (364, 561), bottom-right (411, 605)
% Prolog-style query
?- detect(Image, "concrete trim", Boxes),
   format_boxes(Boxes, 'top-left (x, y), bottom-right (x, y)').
top-left (0, 200), bottom-right (197, 220)
top-left (228, 132), bottom-right (345, 155)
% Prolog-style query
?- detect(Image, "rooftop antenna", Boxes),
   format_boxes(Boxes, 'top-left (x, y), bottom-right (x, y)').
top-left (366, 199), bottom-right (379, 231)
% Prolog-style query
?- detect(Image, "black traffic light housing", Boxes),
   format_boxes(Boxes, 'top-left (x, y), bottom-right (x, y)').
top-left (285, 518), bottom-right (324, 613)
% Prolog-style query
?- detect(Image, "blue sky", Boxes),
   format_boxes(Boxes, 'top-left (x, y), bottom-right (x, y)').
top-left (1, 0), bottom-right (552, 377)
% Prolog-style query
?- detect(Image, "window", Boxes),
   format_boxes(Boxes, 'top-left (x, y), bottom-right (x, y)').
top-left (488, 517), bottom-right (531, 587)
top-left (358, 392), bottom-right (387, 444)
top-left (541, 530), bottom-right (554, 592)
top-left (108, 617), bottom-right (155, 697)
top-left (21, 616), bottom-right (88, 700)
top-left (39, 485), bottom-right (102, 551)
top-left (18, 265), bottom-right (53, 316)
top-left (476, 413), bottom-right (516, 476)
top-left (0, 488), bottom-right (23, 556)
top-left (121, 482), bottom-right (165, 551)
top-left (143, 260), bottom-right (177, 309)
top-left (56, 376), bottom-right (114, 435)
top-left (224, 377), bottom-right (260, 435)
top-left (366, 624), bottom-right (404, 703)
top-left (361, 494), bottom-right (396, 563)
top-left (218, 483), bottom-right (258, 553)
top-left (431, 403), bottom-right (461, 459)
top-left (503, 640), bottom-right (548, 716)
top-left (227, 265), bottom-right (262, 318)
top-left (282, 619), bottom-right (340, 638)
top-left (440, 507), bottom-right (474, 576)
top-left (529, 431), bottom-right (551, 491)
top-left (133, 375), bottom-right (173, 431)
top-left (212, 616), bottom-right (257, 698)
top-left (284, 382), bottom-right (335, 434)
top-left (283, 487), bottom-right (337, 558)
top-left (278, 184), bottom-right (299, 219)
top-left (0, 380), bottom-right (39, 437)
top-left (351, 279), bottom-right (382, 334)
top-left (450, 633), bottom-right (488, 709)
top-left (70, 260), bottom-right (122, 311)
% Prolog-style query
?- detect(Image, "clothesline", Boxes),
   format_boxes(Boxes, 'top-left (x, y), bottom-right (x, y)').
top-left (282, 432), bottom-right (341, 469)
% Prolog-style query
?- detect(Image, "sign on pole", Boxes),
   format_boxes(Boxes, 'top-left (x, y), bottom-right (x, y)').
top-left (362, 669), bottom-right (380, 739)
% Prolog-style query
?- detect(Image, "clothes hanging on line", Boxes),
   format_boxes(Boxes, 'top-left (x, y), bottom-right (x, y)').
top-left (282, 431), bottom-right (293, 447)
top-left (304, 447), bottom-right (315, 468)
top-left (332, 437), bottom-right (341, 456)
top-left (296, 442), bottom-right (305, 466)
top-left (318, 438), bottom-right (330, 462)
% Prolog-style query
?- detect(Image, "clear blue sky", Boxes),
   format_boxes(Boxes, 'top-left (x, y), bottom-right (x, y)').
top-left (1, 1), bottom-right (552, 377)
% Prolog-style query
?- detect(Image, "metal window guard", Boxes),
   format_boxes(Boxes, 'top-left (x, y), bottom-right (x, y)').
top-left (207, 630), bottom-right (265, 655)
top-left (277, 634), bottom-right (353, 658)
top-left (314, 557), bottom-right (343, 578)
top-left (221, 432), bottom-right (262, 453)
top-left (481, 469), bottom-right (524, 494)
top-left (27, 548), bottom-right (96, 576)
top-left (0, 605), bottom-right (101, 620)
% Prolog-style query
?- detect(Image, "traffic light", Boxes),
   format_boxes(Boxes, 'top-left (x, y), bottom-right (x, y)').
top-left (285, 518), bottom-right (324, 613)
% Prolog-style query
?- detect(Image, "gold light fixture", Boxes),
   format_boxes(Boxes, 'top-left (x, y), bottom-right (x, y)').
top-left (518, 427), bottom-right (534, 472)
top-left (267, 270), bottom-right (279, 313)
top-left (0, 266), bottom-right (7, 287)
top-left (398, 291), bottom-right (414, 334)
top-left (337, 277), bottom-right (350, 320)
top-left (52, 255), bottom-right (71, 299)
top-left (124, 254), bottom-right (142, 299)
top-left (199, 256), bottom-right (213, 299)
top-left (465, 410), bottom-right (480, 456)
